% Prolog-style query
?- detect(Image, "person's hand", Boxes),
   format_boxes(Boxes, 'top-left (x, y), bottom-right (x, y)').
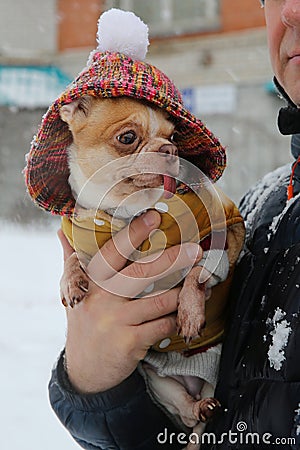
top-left (58, 210), bottom-right (202, 394)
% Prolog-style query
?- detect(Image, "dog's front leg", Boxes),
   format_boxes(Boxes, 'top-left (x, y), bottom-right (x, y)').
top-left (60, 252), bottom-right (89, 307)
top-left (177, 266), bottom-right (210, 342)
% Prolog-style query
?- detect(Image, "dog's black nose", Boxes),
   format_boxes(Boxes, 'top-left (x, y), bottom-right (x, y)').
top-left (159, 144), bottom-right (178, 157)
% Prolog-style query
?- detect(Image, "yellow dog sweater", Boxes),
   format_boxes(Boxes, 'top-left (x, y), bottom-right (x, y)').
top-left (62, 187), bottom-right (245, 353)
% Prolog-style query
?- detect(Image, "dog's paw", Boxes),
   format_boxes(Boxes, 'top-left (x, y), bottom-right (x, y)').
top-left (60, 253), bottom-right (89, 307)
top-left (177, 315), bottom-right (203, 344)
top-left (177, 290), bottom-right (206, 343)
top-left (194, 397), bottom-right (221, 423)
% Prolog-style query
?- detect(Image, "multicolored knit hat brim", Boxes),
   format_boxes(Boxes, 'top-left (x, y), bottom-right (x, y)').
top-left (25, 51), bottom-right (226, 216)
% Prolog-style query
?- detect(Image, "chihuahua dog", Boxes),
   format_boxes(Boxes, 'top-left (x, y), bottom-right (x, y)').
top-left (59, 94), bottom-right (243, 449)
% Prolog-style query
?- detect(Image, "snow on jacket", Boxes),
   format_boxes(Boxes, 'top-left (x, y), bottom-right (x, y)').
top-left (203, 138), bottom-right (300, 449)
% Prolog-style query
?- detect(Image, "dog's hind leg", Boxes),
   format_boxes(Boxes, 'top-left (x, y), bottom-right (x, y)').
top-left (143, 364), bottom-right (200, 428)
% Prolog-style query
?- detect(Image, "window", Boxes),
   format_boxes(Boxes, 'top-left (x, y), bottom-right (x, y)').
top-left (105, 0), bottom-right (220, 37)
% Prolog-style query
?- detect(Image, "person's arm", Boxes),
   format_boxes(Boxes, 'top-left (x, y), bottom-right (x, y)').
top-left (49, 352), bottom-right (182, 450)
top-left (49, 210), bottom-right (202, 449)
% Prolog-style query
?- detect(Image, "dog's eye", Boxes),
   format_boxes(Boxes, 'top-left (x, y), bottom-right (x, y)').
top-left (117, 131), bottom-right (137, 145)
top-left (170, 132), bottom-right (178, 143)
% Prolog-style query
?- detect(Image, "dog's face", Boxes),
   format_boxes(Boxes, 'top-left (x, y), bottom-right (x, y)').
top-left (60, 96), bottom-right (179, 215)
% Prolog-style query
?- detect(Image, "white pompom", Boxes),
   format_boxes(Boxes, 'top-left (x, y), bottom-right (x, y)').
top-left (96, 8), bottom-right (149, 61)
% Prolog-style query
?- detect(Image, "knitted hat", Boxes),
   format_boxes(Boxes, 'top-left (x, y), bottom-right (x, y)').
top-left (25, 8), bottom-right (226, 217)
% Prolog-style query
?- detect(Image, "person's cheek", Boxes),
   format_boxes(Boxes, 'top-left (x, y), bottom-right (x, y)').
top-left (265, 10), bottom-right (284, 81)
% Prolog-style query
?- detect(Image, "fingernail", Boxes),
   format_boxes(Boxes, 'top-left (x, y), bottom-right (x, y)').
top-left (142, 210), bottom-right (159, 227)
top-left (185, 243), bottom-right (202, 261)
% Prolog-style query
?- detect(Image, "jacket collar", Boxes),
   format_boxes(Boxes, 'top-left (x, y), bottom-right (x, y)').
top-left (273, 78), bottom-right (300, 199)
top-left (274, 77), bottom-right (300, 136)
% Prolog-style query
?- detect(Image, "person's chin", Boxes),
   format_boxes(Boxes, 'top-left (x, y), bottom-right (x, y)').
top-left (286, 85), bottom-right (300, 106)
top-left (281, 70), bottom-right (300, 106)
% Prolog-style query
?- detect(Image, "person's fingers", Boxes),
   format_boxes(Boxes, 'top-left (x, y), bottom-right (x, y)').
top-left (87, 210), bottom-right (161, 281)
top-left (126, 287), bottom-right (181, 325)
top-left (57, 229), bottom-right (74, 261)
top-left (100, 242), bottom-right (202, 297)
top-left (136, 314), bottom-right (177, 348)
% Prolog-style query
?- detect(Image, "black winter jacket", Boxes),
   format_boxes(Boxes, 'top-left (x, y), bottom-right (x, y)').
top-left (48, 140), bottom-right (300, 450)
top-left (49, 353), bottom-right (182, 449)
top-left (204, 137), bottom-right (300, 449)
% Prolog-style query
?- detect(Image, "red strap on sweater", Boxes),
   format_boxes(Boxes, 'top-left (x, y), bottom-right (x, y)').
top-left (200, 232), bottom-right (228, 251)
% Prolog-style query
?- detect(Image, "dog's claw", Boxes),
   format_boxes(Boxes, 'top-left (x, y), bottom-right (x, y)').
top-left (79, 283), bottom-right (89, 293)
top-left (72, 295), bottom-right (84, 305)
top-left (195, 397), bottom-right (221, 423)
top-left (184, 336), bottom-right (192, 345)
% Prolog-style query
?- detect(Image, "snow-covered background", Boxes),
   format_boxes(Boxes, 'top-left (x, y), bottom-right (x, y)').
top-left (1, 223), bottom-right (79, 450)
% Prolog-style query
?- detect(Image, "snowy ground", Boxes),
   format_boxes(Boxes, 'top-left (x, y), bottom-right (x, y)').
top-left (1, 223), bottom-right (79, 450)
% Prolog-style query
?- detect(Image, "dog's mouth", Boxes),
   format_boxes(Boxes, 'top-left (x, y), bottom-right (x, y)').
top-left (128, 173), bottom-right (177, 198)
top-left (163, 174), bottom-right (177, 199)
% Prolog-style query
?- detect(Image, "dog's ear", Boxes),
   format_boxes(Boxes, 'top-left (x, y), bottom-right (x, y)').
top-left (60, 95), bottom-right (94, 124)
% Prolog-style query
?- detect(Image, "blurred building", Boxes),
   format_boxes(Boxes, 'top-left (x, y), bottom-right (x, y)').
top-left (0, 0), bottom-right (292, 222)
